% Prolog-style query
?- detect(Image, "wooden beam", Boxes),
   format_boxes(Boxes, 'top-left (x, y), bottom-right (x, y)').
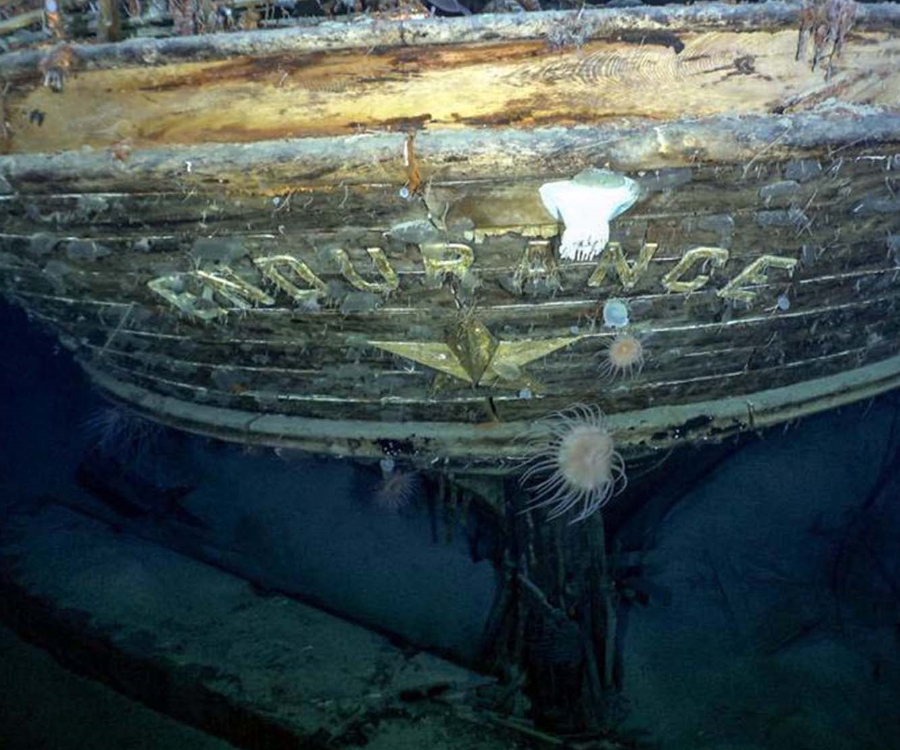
top-left (1, 113), bottom-right (898, 194)
top-left (96, 0), bottom-right (121, 42)
top-left (2, 25), bottom-right (898, 153)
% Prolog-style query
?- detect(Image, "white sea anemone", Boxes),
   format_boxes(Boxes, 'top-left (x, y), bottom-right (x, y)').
top-left (601, 334), bottom-right (644, 380)
top-left (520, 405), bottom-right (626, 523)
top-left (82, 404), bottom-right (161, 467)
top-left (374, 457), bottom-right (418, 511)
top-left (539, 169), bottom-right (641, 262)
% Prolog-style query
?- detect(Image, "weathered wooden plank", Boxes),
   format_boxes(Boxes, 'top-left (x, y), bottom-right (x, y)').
top-left (4, 225), bottom-right (896, 338)
top-left (3, 114), bottom-right (900, 195)
top-left (73, 325), bottom-right (897, 433)
top-left (82, 342), bottom-right (899, 423)
top-left (1, 150), bottom-right (896, 239)
top-left (18, 269), bottom-right (900, 424)
top-left (0, 142), bottom-right (895, 266)
top-left (94, 298), bottom-right (900, 377)
top-left (2, 4), bottom-right (899, 153)
top-left (11, 244), bottom-right (898, 342)
top-left (0, 4), bottom-right (845, 74)
top-left (14, 254), bottom-right (899, 344)
top-left (0, 3), bottom-right (873, 73)
top-left (69, 343), bottom-right (900, 466)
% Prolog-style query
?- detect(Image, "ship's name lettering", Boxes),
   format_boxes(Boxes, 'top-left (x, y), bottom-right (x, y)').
top-left (148, 241), bottom-right (797, 321)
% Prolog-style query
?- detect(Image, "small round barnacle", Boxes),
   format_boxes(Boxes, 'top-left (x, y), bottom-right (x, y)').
top-left (539, 168), bottom-right (641, 262)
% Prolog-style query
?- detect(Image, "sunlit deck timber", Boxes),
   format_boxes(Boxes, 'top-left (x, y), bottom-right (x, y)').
top-left (1, 3), bottom-right (899, 471)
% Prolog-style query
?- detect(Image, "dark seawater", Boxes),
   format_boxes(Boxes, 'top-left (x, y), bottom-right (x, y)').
top-left (1, 298), bottom-right (899, 749)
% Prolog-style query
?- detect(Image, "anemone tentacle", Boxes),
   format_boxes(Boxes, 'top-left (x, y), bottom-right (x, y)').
top-left (518, 404), bottom-right (626, 523)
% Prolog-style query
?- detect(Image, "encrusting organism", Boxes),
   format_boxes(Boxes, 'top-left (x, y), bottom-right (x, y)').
top-left (539, 169), bottom-right (641, 262)
top-left (520, 404), bottom-right (626, 523)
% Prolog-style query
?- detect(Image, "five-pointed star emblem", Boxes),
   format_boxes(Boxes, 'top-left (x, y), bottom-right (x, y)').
top-left (369, 316), bottom-right (581, 386)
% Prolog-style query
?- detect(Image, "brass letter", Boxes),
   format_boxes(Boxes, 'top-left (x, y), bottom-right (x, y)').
top-left (195, 268), bottom-right (275, 309)
top-left (254, 255), bottom-right (328, 304)
top-left (588, 242), bottom-right (658, 290)
top-left (511, 240), bottom-right (561, 295)
top-left (420, 243), bottom-right (474, 287)
top-left (661, 246), bottom-right (730, 293)
top-left (718, 255), bottom-right (798, 305)
top-left (147, 267), bottom-right (274, 322)
top-left (147, 274), bottom-right (223, 322)
top-left (331, 247), bottom-right (399, 294)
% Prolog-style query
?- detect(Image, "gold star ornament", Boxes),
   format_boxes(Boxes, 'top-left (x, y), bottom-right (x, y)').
top-left (369, 316), bottom-right (581, 388)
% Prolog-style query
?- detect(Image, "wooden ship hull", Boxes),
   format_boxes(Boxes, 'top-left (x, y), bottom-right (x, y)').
top-left (1, 1), bottom-right (900, 471)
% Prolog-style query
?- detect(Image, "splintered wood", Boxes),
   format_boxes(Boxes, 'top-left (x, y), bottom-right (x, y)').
top-left (0, 9), bottom-right (897, 154)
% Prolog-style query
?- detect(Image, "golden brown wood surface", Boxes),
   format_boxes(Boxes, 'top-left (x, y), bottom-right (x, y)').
top-left (0, 5), bottom-right (898, 154)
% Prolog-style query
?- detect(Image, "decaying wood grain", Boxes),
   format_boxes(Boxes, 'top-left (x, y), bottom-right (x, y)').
top-left (0, 4), bottom-right (898, 154)
top-left (2, 113), bottom-right (900, 195)
top-left (3, 4), bottom-right (899, 71)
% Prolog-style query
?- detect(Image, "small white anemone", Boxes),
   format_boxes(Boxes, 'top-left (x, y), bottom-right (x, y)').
top-left (539, 168), bottom-right (641, 262)
top-left (601, 333), bottom-right (644, 380)
top-left (374, 458), bottom-right (418, 511)
top-left (520, 404), bottom-right (626, 523)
